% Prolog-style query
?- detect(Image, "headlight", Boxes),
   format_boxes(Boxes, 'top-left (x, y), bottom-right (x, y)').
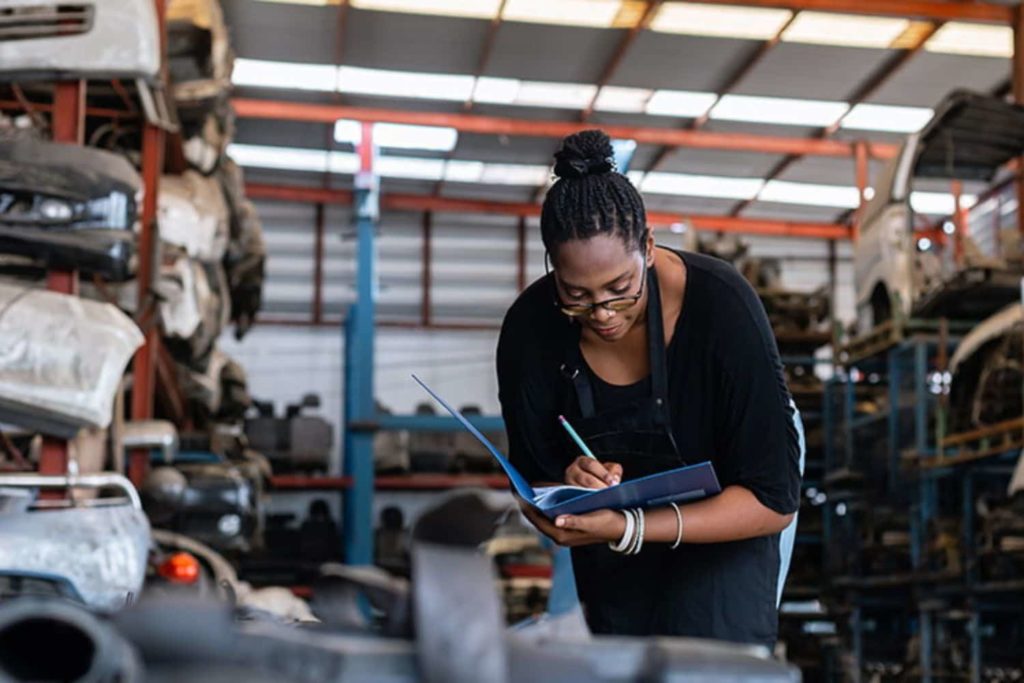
top-left (217, 514), bottom-right (242, 537)
top-left (38, 198), bottom-right (73, 222)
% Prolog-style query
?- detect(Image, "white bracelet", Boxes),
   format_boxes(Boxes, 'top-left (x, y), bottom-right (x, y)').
top-left (630, 508), bottom-right (645, 555)
top-left (608, 509), bottom-right (634, 553)
top-left (669, 502), bottom-right (683, 550)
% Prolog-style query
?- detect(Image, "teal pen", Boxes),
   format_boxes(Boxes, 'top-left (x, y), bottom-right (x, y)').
top-left (558, 414), bottom-right (597, 459)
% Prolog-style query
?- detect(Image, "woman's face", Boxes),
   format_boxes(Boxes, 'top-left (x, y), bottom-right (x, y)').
top-left (551, 232), bottom-right (652, 343)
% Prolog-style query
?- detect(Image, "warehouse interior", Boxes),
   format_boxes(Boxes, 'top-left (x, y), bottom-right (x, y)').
top-left (1, 0), bottom-right (1024, 680)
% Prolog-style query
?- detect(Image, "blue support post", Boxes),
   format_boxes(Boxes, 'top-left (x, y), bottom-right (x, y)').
top-left (969, 609), bottom-right (981, 683)
top-left (921, 608), bottom-right (933, 683)
top-left (343, 123), bottom-right (379, 566)
top-left (887, 346), bottom-right (900, 492)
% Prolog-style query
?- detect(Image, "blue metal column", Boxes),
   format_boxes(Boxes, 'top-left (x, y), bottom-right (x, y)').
top-left (887, 347), bottom-right (901, 491)
top-left (343, 123), bottom-right (379, 565)
top-left (921, 608), bottom-right (933, 683)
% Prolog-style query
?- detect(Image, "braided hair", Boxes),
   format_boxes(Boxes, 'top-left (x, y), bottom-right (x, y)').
top-left (540, 129), bottom-right (647, 260)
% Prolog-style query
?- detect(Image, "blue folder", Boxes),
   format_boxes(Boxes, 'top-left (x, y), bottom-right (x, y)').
top-left (413, 375), bottom-right (721, 518)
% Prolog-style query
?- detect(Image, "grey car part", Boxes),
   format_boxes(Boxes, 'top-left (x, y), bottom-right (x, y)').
top-left (167, 0), bottom-right (234, 107)
top-left (158, 171), bottom-right (230, 263)
top-left (0, 0), bottom-right (173, 130)
top-left (0, 138), bottom-right (140, 281)
top-left (122, 420), bottom-right (180, 464)
top-left (217, 158), bottom-right (265, 339)
top-left (0, 472), bottom-right (149, 612)
top-left (949, 304), bottom-right (1024, 432)
top-left (0, 597), bottom-right (142, 683)
top-left (0, 281), bottom-right (143, 435)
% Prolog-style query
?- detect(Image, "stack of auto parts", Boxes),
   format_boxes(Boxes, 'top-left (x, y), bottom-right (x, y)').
top-left (949, 304), bottom-right (1024, 434)
top-left (244, 394), bottom-right (334, 473)
top-left (976, 492), bottom-right (1024, 583)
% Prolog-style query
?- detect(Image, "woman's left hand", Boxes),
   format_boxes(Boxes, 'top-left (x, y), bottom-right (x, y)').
top-left (518, 499), bottom-right (625, 547)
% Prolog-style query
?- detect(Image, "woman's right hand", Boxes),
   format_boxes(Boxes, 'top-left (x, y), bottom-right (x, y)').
top-left (564, 456), bottom-right (623, 489)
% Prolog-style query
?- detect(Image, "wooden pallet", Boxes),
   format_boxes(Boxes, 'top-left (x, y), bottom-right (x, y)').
top-left (918, 417), bottom-right (1024, 469)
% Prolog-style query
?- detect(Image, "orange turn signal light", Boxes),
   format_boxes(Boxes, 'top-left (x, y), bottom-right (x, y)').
top-left (158, 552), bottom-right (200, 584)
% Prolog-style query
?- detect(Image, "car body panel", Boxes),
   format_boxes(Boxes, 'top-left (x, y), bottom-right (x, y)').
top-left (0, 0), bottom-right (159, 82)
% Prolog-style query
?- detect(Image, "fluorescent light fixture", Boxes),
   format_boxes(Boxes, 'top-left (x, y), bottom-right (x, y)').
top-left (650, 2), bottom-right (793, 40)
top-left (232, 58), bottom-right (337, 92)
top-left (472, 77), bottom-right (597, 109)
top-left (711, 94), bottom-right (849, 127)
top-left (925, 22), bottom-right (1013, 58)
top-left (472, 77), bottom-right (519, 104)
top-left (841, 103), bottom-right (933, 133)
top-left (517, 81), bottom-right (597, 109)
top-left (334, 121), bottom-right (458, 152)
top-left (626, 170), bottom-right (645, 188)
top-left (375, 156), bottom-right (446, 181)
top-left (350, 0), bottom-right (500, 19)
top-left (256, 0), bottom-right (340, 5)
top-left (227, 143), bottom-right (328, 172)
top-left (759, 180), bottom-right (860, 208)
top-left (444, 160), bottom-right (484, 183)
top-left (782, 12), bottom-right (909, 49)
top-left (480, 163), bottom-right (550, 185)
top-left (333, 120), bottom-right (364, 146)
top-left (646, 89), bottom-right (718, 117)
top-left (911, 192), bottom-right (977, 215)
top-left (594, 86), bottom-right (652, 113)
top-left (328, 151), bottom-right (359, 174)
top-left (642, 172), bottom-right (763, 200)
top-left (502, 0), bottom-right (623, 28)
top-left (338, 65), bottom-right (475, 101)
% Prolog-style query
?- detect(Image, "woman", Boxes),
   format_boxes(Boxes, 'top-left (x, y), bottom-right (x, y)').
top-left (496, 130), bottom-right (802, 648)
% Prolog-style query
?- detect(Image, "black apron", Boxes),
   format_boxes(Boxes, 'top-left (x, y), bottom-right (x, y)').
top-left (558, 265), bottom-right (779, 645)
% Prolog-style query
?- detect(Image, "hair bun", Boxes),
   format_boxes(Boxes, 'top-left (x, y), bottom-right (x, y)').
top-left (553, 129), bottom-right (615, 180)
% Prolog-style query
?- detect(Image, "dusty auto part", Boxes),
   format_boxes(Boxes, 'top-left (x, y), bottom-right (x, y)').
top-left (0, 472), bottom-right (149, 612)
top-left (158, 171), bottom-right (229, 263)
top-left (123, 420), bottom-right (180, 465)
top-left (0, 597), bottom-right (143, 682)
top-left (0, 138), bottom-right (140, 281)
top-left (217, 158), bottom-right (265, 339)
top-left (374, 402), bottom-right (409, 474)
top-left (0, 281), bottom-right (143, 436)
top-left (949, 304), bottom-right (1024, 433)
top-left (142, 458), bottom-right (260, 554)
top-left (407, 402), bottom-right (455, 473)
top-left (0, 0), bottom-right (171, 128)
top-left (452, 405), bottom-right (504, 474)
top-left (245, 394), bottom-right (334, 472)
top-left (854, 90), bottom-right (1024, 331)
top-left (167, 0), bottom-right (233, 107)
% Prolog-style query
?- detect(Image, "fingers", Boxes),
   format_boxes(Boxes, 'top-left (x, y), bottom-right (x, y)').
top-left (565, 456), bottom-right (617, 488)
top-left (603, 462), bottom-right (623, 485)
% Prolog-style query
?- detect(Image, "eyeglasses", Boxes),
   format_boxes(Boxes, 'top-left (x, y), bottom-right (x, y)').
top-left (546, 253), bottom-right (647, 318)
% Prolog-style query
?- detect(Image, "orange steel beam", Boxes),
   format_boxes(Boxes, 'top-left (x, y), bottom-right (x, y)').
top-left (464, 0), bottom-right (508, 111)
top-left (689, 0), bottom-right (1011, 23)
top-left (245, 181), bottom-right (851, 240)
top-left (232, 98), bottom-right (898, 160)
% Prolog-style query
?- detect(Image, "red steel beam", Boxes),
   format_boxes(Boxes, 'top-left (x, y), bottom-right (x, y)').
top-left (463, 0), bottom-right (508, 111)
top-left (40, 79), bottom-right (87, 479)
top-left (691, 0), bottom-right (1010, 23)
top-left (233, 98), bottom-right (897, 159)
top-left (130, 0), bottom-right (167, 488)
top-left (246, 181), bottom-right (851, 240)
top-left (516, 216), bottom-right (527, 291)
top-left (421, 211), bottom-right (433, 326)
top-left (313, 203), bottom-right (326, 323)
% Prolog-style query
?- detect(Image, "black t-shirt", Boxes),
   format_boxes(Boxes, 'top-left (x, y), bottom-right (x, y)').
top-left (496, 248), bottom-right (801, 645)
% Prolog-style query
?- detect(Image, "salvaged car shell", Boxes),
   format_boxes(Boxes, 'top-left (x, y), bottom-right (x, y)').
top-left (854, 90), bottom-right (1024, 331)
top-left (0, 138), bottom-right (140, 281)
